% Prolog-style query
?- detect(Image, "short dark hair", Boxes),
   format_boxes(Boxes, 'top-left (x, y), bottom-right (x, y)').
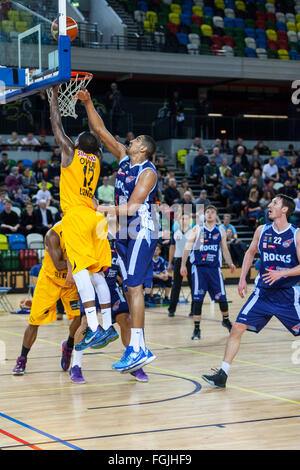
top-left (141, 135), bottom-right (156, 159)
top-left (78, 132), bottom-right (100, 155)
top-left (205, 205), bottom-right (218, 214)
top-left (276, 194), bottom-right (296, 217)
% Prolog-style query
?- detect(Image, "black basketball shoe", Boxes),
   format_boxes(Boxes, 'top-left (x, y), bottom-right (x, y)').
top-left (191, 328), bottom-right (201, 340)
top-left (222, 318), bottom-right (232, 332)
top-left (201, 368), bottom-right (227, 388)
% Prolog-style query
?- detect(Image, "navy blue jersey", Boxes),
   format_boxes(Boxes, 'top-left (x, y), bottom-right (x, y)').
top-left (256, 223), bottom-right (300, 289)
top-left (104, 233), bottom-right (124, 285)
top-left (190, 224), bottom-right (223, 268)
top-left (152, 255), bottom-right (167, 275)
top-left (114, 155), bottom-right (158, 231)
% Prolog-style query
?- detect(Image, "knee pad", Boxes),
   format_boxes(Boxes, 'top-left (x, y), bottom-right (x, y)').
top-left (219, 301), bottom-right (228, 313)
top-left (73, 269), bottom-right (95, 304)
top-left (193, 301), bottom-right (203, 316)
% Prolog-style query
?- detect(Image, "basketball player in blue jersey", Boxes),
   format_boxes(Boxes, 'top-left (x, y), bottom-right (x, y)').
top-left (202, 194), bottom-right (300, 388)
top-left (77, 88), bottom-right (158, 373)
top-left (181, 205), bottom-right (236, 340)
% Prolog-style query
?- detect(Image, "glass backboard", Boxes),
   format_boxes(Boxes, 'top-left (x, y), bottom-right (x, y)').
top-left (0, 0), bottom-right (71, 103)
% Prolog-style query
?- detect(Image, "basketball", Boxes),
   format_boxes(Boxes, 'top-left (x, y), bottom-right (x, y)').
top-left (19, 299), bottom-right (32, 310)
top-left (51, 16), bottom-right (78, 42)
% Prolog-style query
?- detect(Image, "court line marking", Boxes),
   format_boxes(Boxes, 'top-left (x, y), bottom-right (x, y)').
top-left (5, 413), bottom-right (300, 448)
top-left (87, 372), bottom-right (202, 410)
top-left (0, 412), bottom-right (83, 450)
top-left (0, 428), bottom-right (42, 450)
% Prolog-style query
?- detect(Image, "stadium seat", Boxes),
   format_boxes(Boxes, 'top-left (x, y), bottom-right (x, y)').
top-left (204, 6), bottom-right (214, 17)
top-left (190, 23), bottom-right (201, 34)
top-left (276, 12), bottom-right (286, 23)
top-left (1, 20), bottom-right (14, 33)
top-left (146, 11), bottom-right (158, 23)
top-left (223, 35), bottom-right (234, 46)
top-left (222, 45), bottom-right (234, 56)
top-left (167, 22), bottom-right (179, 34)
top-left (143, 21), bottom-right (156, 33)
top-left (287, 30), bottom-right (298, 42)
top-left (177, 32), bottom-right (188, 45)
top-left (8, 234), bottom-right (27, 251)
top-left (224, 17), bottom-right (235, 28)
top-left (0, 235), bottom-right (9, 251)
top-left (245, 37), bottom-right (256, 49)
top-left (168, 13), bottom-right (180, 25)
top-left (11, 206), bottom-right (21, 218)
top-left (277, 30), bottom-right (288, 40)
top-left (245, 46), bottom-right (257, 57)
top-left (278, 49), bottom-right (290, 59)
top-left (266, 12), bottom-right (276, 23)
top-left (170, 4), bottom-right (181, 14)
top-left (245, 27), bottom-right (256, 38)
top-left (289, 50), bottom-right (299, 59)
top-left (224, 8), bottom-right (235, 19)
top-left (180, 14), bottom-right (191, 26)
top-left (266, 29), bottom-right (277, 40)
top-left (267, 39), bottom-right (278, 50)
top-left (213, 16), bottom-right (224, 28)
top-left (286, 13), bottom-right (296, 23)
top-left (192, 6), bottom-right (203, 16)
top-left (15, 21), bottom-right (28, 33)
top-left (287, 22), bottom-right (297, 32)
top-left (134, 10), bottom-right (146, 22)
top-left (191, 15), bottom-right (202, 25)
top-left (22, 159), bottom-right (33, 169)
top-left (177, 149), bottom-right (187, 165)
top-left (26, 233), bottom-right (44, 250)
top-left (266, 3), bottom-right (275, 14)
top-left (7, 9), bottom-right (19, 22)
top-left (188, 33), bottom-right (201, 46)
top-left (276, 21), bottom-right (287, 31)
top-left (137, 1), bottom-right (148, 12)
top-left (201, 24), bottom-right (213, 36)
top-left (256, 47), bottom-right (267, 59)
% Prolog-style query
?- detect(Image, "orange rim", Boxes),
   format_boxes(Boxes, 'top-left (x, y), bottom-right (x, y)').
top-left (71, 71), bottom-right (93, 81)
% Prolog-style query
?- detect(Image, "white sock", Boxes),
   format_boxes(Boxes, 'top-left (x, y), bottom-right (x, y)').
top-left (102, 307), bottom-right (112, 330)
top-left (221, 361), bottom-right (231, 375)
top-left (72, 349), bottom-right (83, 368)
top-left (85, 307), bottom-right (98, 332)
top-left (140, 329), bottom-right (146, 352)
top-left (129, 328), bottom-right (142, 353)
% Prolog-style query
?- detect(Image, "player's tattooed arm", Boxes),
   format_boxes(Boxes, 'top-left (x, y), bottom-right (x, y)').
top-left (45, 229), bottom-right (68, 271)
top-left (238, 225), bottom-right (263, 298)
top-left (77, 87), bottom-right (126, 161)
top-left (50, 86), bottom-right (74, 168)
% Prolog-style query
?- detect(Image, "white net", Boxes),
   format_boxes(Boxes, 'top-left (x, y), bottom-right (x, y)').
top-left (46, 71), bottom-right (93, 118)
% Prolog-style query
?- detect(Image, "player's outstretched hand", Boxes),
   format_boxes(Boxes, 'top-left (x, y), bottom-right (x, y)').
top-left (76, 87), bottom-right (90, 102)
top-left (261, 268), bottom-right (282, 286)
top-left (238, 278), bottom-right (247, 299)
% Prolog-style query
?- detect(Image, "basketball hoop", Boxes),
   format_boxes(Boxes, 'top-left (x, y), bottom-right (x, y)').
top-left (46, 71), bottom-right (93, 119)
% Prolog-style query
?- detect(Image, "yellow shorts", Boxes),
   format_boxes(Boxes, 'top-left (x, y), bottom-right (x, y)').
top-left (61, 206), bottom-right (111, 275)
top-left (29, 269), bottom-right (80, 326)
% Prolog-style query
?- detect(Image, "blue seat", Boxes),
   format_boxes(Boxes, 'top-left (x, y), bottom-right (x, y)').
top-left (28, 264), bottom-right (42, 295)
top-left (8, 234), bottom-right (27, 250)
top-left (256, 40), bottom-right (267, 48)
top-left (176, 32), bottom-right (189, 45)
top-left (225, 0), bottom-right (235, 8)
top-left (256, 28), bottom-right (267, 38)
top-left (276, 21), bottom-right (287, 32)
top-left (203, 6), bottom-right (214, 17)
top-left (245, 46), bottom-right (257, 57)
top-left (137, 1), bottom-right (148, 12)
top-left (22, 159), bottom-right (33, 168)
top-left (235, 18), bottom-right (245, 28)
top-left (245, 27), bottom-right (256, 39)
top-left (289, 50), bottom-right (298, 60)
top-left (180, 14), bottom-right (191, 26)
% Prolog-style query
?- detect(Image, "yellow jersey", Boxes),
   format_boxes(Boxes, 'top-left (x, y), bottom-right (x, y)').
top-left (60, 148), bottom-right (100, 215)
top-left (42, 221), bottom-right (68, 287)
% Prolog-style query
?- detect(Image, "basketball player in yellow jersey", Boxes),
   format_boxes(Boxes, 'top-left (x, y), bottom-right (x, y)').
top-left (12, 222), bottom-right (81, 375)
top-left (50, 87), bottom-right (118, 370)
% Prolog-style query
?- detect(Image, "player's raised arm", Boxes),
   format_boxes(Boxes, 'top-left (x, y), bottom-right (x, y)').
top-left (77, 88), bottom-right (127, 161)
top-left (180, 226), bottom-right (198, 277)
top-left (50, 86), bottom-right (74, 168)
top-left (238, 225), bottom-right (263, 298)
top-left (44, 229), bottom-right (67, 272)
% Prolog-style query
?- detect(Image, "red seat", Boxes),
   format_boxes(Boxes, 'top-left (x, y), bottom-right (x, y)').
top-left (277, 39), bottom-right (288, 49)
top-left (256, 20), bottom-right (266, 29)
top-left (223, 35), bottom-right (234, 47)
top-left (277, 30), bottom-right (287, 40)
top-left (191, 14), bottom-right (202, 25)
top-left (256, 11), bottom-right (266, 20)
top-left (267, 39), bottom-right (278, 50)
top-left (211, 34), bottom-right (224, 46)
top-left (167, 22), bottom-right (179, 34)
top-left (266, 12), bottom-right (276, 23)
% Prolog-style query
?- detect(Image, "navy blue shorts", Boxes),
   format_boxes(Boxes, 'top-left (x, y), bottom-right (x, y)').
top-left (236, 286), bottom-right (300, 335)
top-left (116, 228), bottom-right (158, 287)
top-left (80, 282), bottom-right (129, 323)
top-left (191, 265), bottom-right (227, 302)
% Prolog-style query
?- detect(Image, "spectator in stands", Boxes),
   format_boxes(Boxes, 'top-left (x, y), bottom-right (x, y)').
top-left (221, 168), bottom-right (235, 203)
top-left (249, 168), bottom-right (264, 192)
top-left (20, 166), bottom-right (38, 195)
top-left (293, 191), bottom-right (300, 221)
top-left (195, 189), bottom-right (211, 207)
top-left (249, 158), bottom-right (262, 175)
top-left (191, 147), bottom-right (208, 183)
top-left (169, 90), bottom-right (185, 138)
top-left (108, 168), bottom-right (118, 187)
top-left (35, 180), bottom-right (51, 206)
top-left (33, 160), bottom-right (48, 183)
top-left (155, 156), bottom-right (167, 176)
top-left (97, 176), bottom-right (114, 203)
top-left (21, 132), bottom-right (40, 149)
top-left (0, 152), bottom-right (11, 182)
top-left (219, 158), bottom-right (231, 179)
top-left (7, 132), bottom-right (21, 149)
top-left (105, 82), bottom-right (125, 135)
top-left (210, 146), bottom-right (223, 166)
top-left (233, 137), bottom-right (247, 157)
top-left (20, 202), bottom-right (36, 236)
top-left (220, 138), bottom-right (232, 155)
top-left (144, 244), bottom-right (172, 307)
top-left (38, 135), bottom-right (51, 151)
top-left (164, 168), bottom-right (176, 186)
top-left (220, 214), bottom-right (246, 267)
top-left (232, 145), bottom-right (249, 171)
top-left (14, 187), bottom-right (27, 208)
top-left (204, 155), bottom-right (221, 187)
top-left (0, 192), bottom-right (6, 214)
top-left (251, 148), bottom-right (262, 165)
top-left (280, 179), bottom-right (297, 199)
top-left (50, 176), bottom-right (60, 208)
top-left (231, 177), bottom-right (248, 218)
top-left (47, 157), bottom-right (61, 182)
top-left (276, 149), bottom-right (289, 174)
top-left (247, 176), bottom-right (263, 199)
top-left (287, 156), bottom-right (300, 184)
top-left (231, 155), bottom-right (244, 178)
top-left (178, 178), bottom-right (194, 200)
top-left (287, 144), bottom-right (298, 157)
top-left (259, 189), bottom-right (275, 211)
top-left (124, 131), bottom-right (135, 147)
top-left (253, 140), bottom-right (270, 156)
top-left (5, 166), bottom-right (22, 195)
top-left (179, 191), bottom-right (196, 214)
top-left (247, 188), bottom-right (264, 222)
top-left (0, 200), bottom-right (20, 234)
top-left (50, 147), bottom-right (61, 162)
top-left (164, 178), bottom-right (181, 206)
top-left (189, 137), bottom-right (202, 154)
top-left (262, 157), bottom-right (279, 183)
top-left (156, 170), bottom-right (164, 200)
top-left (33, 199), bottom-right (53, 236)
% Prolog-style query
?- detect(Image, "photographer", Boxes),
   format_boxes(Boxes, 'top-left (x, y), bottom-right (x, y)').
top-left (105, 82), bottom-right (125, 135)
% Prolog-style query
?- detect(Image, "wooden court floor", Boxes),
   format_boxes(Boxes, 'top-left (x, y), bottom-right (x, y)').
top-left (1, 286), bottom-right (300, 450)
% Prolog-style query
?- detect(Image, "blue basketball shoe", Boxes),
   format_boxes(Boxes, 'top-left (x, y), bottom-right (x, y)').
top-left (75, 325), bottom-right (107, 351)
top-left (144, 348), bottom-right (156, 366)
top-left (91, 325), bottom-right (119, 349)
top-left (112, 346), bottom-right (147, 373)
